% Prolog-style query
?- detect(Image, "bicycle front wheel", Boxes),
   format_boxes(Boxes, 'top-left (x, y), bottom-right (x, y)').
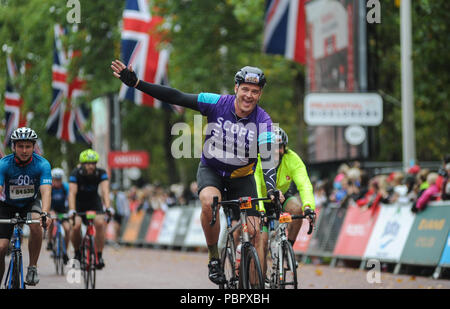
top-left (220, 236), bottom-right (238, 289)
top-left (280, 241), bottom-right (298, 289)
top-left (12, 251), bottom-right (22, 289)
top-left (82, 236), bottom-right (96, 289)
top-left (239, 243), bottom-right (264, 289)
top-left (54, 233), bottom-right (65, 275)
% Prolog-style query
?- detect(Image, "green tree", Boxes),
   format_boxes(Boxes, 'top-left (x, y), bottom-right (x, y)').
top-left (370, 0), bottom-right (450, 162)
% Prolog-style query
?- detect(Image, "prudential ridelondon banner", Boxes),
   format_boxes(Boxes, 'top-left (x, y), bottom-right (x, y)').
top-left (305, 0), bottom-right (365, 163)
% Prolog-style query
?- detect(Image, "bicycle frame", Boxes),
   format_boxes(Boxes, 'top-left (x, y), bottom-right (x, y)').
top-left (5, 225), bottom-right (25, 289)
top-left (0, 213), bottom-right (41, 289)
top-left (212, 196), bottom-right (269, 289)
top-left (75, 211), bottom-right (102, 289)
top-left (268, 218), bottom-right (291, 284)
top-left (263, 208), bottom-right (313, 289)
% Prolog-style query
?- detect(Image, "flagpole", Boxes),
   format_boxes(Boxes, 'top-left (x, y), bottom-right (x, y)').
top-left (400, 0), bottom-right (416, 171)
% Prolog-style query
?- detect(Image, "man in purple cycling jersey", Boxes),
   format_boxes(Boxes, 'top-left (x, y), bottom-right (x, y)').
top-left (112, 60), bottom-right (283, 285)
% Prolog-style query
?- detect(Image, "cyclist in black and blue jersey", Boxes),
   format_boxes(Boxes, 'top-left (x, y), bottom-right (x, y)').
top-left (112, 60), bottom-right (281, 284)
top-left (0, 127), bottom-right (52, 286)
top-left (46, 167), bottom-right (70, 264)
top-left (69, 149), bottom-right (113, 270)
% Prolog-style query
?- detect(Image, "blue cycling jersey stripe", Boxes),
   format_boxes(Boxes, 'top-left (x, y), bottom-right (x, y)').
top-left (198, 93), bottom-right (220, 104)
top-left (258, 131), bottom-right (275, 145)
top-left (69, 176), bottom-right (77, 182)
top-left (101, 174), bottom-right (108, 180)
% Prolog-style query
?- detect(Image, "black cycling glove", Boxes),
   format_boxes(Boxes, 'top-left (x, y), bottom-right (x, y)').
top-left (304, 208), bottom-right (316, 220)
top-left (119, 67), bottom-right (138, 87)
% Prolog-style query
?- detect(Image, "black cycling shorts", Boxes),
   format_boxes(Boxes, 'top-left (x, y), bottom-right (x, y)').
top-left (197, 162), bottom-right (259, 219)
top-left (75, 201), bottom-right (104, 225)
top-left (75, 200), bottom-right (103, 213)
top-left (0, 200), bottom-right (42, 240)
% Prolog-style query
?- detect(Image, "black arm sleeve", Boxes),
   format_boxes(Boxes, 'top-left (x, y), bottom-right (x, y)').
top-left (135, 80), bottom-right (199, 111)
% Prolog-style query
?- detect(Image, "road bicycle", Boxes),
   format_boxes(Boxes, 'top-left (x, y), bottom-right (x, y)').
top-left (74, 211), bottom-right (100, 289)
top-left (49, 213), bottom-right (70, 275)
top-left (73, 210), bottom-right (111, 289)
top-left (261, 199), bottom-right (315, 289)
top-left (210, 196), bottom-right (270, 289)
top-left (0, 212), bottom-right (43, 289)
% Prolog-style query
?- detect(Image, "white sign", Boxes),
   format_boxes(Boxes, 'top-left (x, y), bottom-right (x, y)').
top-left (345, 125), bottom-right (366, 145)
top-left (184, 207), bottom-right (206, 247)
top-left (304, 93), bottom-right (383, 126)
top-left (363, 204), bottom-right (415, 261)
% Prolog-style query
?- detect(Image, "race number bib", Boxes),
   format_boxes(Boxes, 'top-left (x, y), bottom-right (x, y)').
top-left (9, 185), bottom-right (35, 199)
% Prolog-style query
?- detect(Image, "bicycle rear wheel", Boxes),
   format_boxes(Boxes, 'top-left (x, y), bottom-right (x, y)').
top-left (280, 241), bottom-right (298, 289)
top-left (219, 235), bottom-right (238, 289)
top-left (239, 243), bottom-right (264, 289)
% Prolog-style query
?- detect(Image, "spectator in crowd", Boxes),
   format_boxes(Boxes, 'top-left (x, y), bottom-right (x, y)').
top-left (110, 183), bottom-right (130, 242)
top-left (330, 173), bottom-right (348, 203)
top-left (405, 165), bottom-right (420, 202)
top-left (416, 168), bottom-right (430, 198)
top-left (313, 180), bottom-right (328, 208)
top-left (437, 154), bottom-right (450, 200)
top-left (355, 176), bottom-right (390, 211)
top-left (412, 172), bottom-right (440, 212)
top-left (389, 171), bottom-right (409, 204)
top-left (183, 181), bottom-right (199, 205)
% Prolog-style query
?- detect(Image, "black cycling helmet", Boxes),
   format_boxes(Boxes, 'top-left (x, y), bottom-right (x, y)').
top-left (234, 66), bottom-right (266, 88)
top-left (274, 126), bottom-right (288, 146)
top-left (10, 127), bottom-right (38, 144)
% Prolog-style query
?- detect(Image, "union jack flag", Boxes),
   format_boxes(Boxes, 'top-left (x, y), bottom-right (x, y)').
top-left (45, 24), bottom-right (92, 145)
top-left (263, 0), bottom-right (306, 65)
top-left (4, 57), bottom-right (44, 156)
top-left (120, 0), bottom-right (182, 113)
top-left (4, 57), bottom-right (28, 148)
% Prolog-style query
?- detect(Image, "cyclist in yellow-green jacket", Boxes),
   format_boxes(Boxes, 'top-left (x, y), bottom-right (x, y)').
top-left (254, 127), bottom-right (316, 274)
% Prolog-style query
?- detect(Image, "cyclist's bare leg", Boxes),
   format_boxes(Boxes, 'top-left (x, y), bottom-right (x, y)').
top-left (94, 215), bottom-right (106, 252)
top-left (28, 211), bottom-right (42, 266)
top-left (284, 198), bottom-right (303, 244)
top-left (232, 221), bottom-right (240, 247)
top-left (259, 230), bottom-right (269, 279)
top-left (71, 216), bottom-right (83, 252)
top-left (0, 238), bottom-right (9, 282)
top-left (199, 186), bottom-right (221, 260)
top-left (62, 220), bottom-right (71, 251)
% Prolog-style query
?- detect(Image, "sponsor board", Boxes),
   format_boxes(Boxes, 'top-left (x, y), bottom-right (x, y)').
top-left (145, 209), bottom-right (165, 244)
top-left (293, 207), bottom-right (321, 253)
top-left (333, 203), bottom-right (380, 257)
top-left (364, 204), bottom-right (415, 261)
top-left (121, 210), bottom-right (146, 244)
top-left (157, 207), bottom-right (183, 246)
top-left (400, 203), bottom-right (450, 266)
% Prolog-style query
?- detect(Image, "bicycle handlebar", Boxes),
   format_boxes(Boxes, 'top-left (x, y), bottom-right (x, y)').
top-left (0, 218), bottom-right (41, 225)
top-left (209, 196), bottom-right (272, 227)
top-left (261, 212), bottom-right (315, 235)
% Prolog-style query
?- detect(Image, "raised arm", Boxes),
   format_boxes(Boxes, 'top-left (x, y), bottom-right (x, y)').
top-left (111, 59), bottom-right (199, 111)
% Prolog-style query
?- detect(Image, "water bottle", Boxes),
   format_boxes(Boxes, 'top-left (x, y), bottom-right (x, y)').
top-left (235, 243), bottom-right (241, 274)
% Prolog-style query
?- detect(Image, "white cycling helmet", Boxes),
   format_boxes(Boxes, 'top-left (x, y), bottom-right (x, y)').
top-left (51, 168), bottom-right (65, 179)
top-left (10, 127), bottom-right (38, 144)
